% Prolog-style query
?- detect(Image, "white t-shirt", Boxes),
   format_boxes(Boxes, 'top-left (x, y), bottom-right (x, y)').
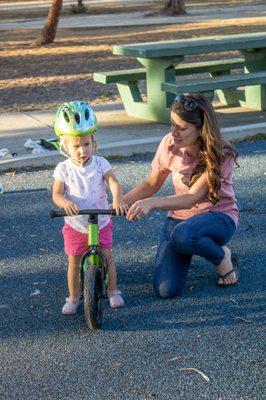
top-left (53, 155), bottom-right (112, 233)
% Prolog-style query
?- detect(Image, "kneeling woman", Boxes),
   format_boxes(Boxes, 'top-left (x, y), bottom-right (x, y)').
top-left (125, 93), bottom-right (239, 298)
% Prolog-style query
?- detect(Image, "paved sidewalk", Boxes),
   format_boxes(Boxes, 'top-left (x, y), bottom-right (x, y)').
top-left (1, 1), bottom-right (265, 171)
top-left (0, 0), bottom-right (155, 10)
top-left (0, 102), bottom-right (266, 171)
top-left (1, 5), bottom-right (265, 30)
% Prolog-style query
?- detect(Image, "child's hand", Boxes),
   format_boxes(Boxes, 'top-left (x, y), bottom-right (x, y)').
top-left (112, 199), bottom-right (129, 216)
top-left (62, 200), bottom-right (79, 216)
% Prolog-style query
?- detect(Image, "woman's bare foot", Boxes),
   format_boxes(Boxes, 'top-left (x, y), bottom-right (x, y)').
top-left (217, 246), bottom-right (238, 286)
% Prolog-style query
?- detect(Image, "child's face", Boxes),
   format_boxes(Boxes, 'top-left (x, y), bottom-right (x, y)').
top-left (66, 135), bottom-right (93, 165)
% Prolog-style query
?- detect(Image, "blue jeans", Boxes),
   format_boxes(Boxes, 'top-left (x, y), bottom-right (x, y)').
top-left (153, 212), bottom-right (236, 298)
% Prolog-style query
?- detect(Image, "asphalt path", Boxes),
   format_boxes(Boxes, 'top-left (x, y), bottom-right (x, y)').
top-left (0, 140), bottom-right (265, 399)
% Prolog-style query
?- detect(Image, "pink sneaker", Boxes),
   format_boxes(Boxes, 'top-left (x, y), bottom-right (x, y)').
top-left (108, 289), bottom-right (125, 308)
top-left (62, 297), bottom-right (80, 315)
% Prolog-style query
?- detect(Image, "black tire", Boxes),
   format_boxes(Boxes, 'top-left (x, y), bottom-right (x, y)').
top-left (83, 263), bottom-right (104, 331)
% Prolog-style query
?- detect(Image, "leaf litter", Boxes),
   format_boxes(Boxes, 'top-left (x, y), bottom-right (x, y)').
top-left (180, 367), bottom-right (210, 383)
top-left (234, 316), bottom-right (252, 323)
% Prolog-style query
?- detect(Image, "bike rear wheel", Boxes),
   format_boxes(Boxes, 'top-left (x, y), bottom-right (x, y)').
top-left (84, 263), bottom-right (104, 331)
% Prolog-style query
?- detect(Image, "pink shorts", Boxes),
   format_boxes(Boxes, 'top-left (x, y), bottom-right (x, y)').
top-left (62, 221), bottom-right (113, 256)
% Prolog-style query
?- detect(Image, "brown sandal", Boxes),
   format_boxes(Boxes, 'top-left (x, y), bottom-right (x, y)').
top-left (217, 253), bottom-right (239, 287)
top-left (217, 269), bottom-right (238, 287)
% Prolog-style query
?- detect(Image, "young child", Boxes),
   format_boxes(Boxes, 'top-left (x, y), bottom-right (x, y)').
top-left (52, 101), bottom-right (128, 314)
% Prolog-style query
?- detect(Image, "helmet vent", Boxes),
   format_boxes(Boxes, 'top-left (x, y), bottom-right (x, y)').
top-left (74, 113), bottom-right (80, 124)
top-left (63, 112), bottom-right (70, 123)
top-left (85, 108), bottom-right (90, 120)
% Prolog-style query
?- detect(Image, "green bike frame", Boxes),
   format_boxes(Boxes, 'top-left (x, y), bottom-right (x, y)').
top-left (85, 214), bottom-right (108, 286)
top-left (87, 215), bottom-right (100, 267)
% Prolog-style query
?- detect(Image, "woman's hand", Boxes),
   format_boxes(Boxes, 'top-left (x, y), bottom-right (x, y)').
top-left (126, 199), bottom-right (153, 222)
top-left (112, 198), bottom-right (129, 216)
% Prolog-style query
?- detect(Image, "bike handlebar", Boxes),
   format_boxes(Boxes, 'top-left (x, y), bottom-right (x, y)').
top-left (50, 208), bottom-right (119, 219)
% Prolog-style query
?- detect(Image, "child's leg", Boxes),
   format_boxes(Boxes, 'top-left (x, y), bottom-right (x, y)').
top-left (100, 247), bottom-right (116, 292)
top-left (100, 247), bottom-right (124, 308)
top-left (61, 224), bottom-right (88, 315)
top-left (62, 255), bottom-right (81, 315)
top-left (67, 255), bottom-right (82, 299)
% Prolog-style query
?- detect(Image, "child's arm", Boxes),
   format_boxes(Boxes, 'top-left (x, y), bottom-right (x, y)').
top-left (52, 179), bottom-right (79, 216)
top-left (104, 170), bottom-right (128, 215)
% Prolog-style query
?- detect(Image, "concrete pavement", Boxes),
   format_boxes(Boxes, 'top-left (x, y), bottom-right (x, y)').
top-left (1, 4), bottom-right (265, 30)
top-left (0, 0), bottom-right (155, 11)
top-left (1, 0), bottom-right (265, 171)
top-left (0, 102), bottom-right (266, 171)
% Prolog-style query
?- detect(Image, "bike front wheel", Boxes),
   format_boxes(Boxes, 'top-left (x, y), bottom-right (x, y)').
top-left (84, 263), bottom-right (104, 331)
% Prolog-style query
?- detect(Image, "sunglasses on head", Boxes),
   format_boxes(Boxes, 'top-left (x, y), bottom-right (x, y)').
top-left (174, 94), bottom-right (199, 111)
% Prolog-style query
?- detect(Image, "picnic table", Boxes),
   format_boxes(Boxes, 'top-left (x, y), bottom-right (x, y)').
top-left (93, 32), bottom-right (266, 123)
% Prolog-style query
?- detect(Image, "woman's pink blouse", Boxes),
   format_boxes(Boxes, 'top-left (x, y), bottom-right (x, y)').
top-left (151, 133), bottom-right (239, 225)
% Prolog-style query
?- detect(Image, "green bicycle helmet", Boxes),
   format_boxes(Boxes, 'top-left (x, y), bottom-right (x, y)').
top-left (54, 101), bottom-right (97, 137)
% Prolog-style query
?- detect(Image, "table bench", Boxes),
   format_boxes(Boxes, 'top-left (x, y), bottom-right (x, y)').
top-left (161, 71), bottom-right (266, 103)
top-left (93, 58), bottom-right (244, 84)
top-left (93, 32), bottom-right (266, 123)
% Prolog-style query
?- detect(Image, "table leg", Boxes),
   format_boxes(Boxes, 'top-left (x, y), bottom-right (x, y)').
top-left (211, 71), bottom-right (243, 106)
top-left (117, 57), bottom-right (182, 123)
top-left (241, 49), bottom-right (266, 110)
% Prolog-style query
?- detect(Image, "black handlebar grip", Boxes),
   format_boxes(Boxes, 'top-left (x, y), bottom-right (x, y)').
top-left (50, 208), bottom-right (121, 218)
top-left (50, 209), bottom-right (67, 218)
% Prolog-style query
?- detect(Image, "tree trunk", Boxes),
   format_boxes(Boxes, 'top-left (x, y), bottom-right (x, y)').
top-left (78, 0), bottom-right (83, 7)
top-left (34, 0), bottom-right (63, 46)
top-left (162, 0), bottom-right (187, 16)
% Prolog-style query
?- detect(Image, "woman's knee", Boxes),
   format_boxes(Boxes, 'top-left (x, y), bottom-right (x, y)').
top-left (153, 279), bottom-right (181, 299)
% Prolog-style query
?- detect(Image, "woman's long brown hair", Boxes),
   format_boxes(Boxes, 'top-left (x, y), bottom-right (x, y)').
top-left (171, 93), bottom-right (238, 204)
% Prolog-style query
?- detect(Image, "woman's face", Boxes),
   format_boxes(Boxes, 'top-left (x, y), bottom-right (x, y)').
top-left (170, 111), bottom-right (201, 149)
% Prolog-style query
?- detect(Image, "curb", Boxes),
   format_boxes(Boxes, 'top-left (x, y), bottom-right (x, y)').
top-left (0, 136), bottom-right (163, 171)
top-left (0, 123), bottom-right (266, 172)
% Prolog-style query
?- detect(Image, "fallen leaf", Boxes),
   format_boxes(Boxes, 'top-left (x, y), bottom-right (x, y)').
top-left (33, 280), bottom-right (47, 285)
top-left (234, 316), bottom-right (252, 323)
top-left (30, 289), bottom-right (40, 296)
top-left (229, 297), bottom-right (239, 304)
top-left (168, 356), bottom-right (182, 363)
top-left (4, 171), bottom-right (16, 176)
top-left (180, 367), bottom-right (210, 383)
